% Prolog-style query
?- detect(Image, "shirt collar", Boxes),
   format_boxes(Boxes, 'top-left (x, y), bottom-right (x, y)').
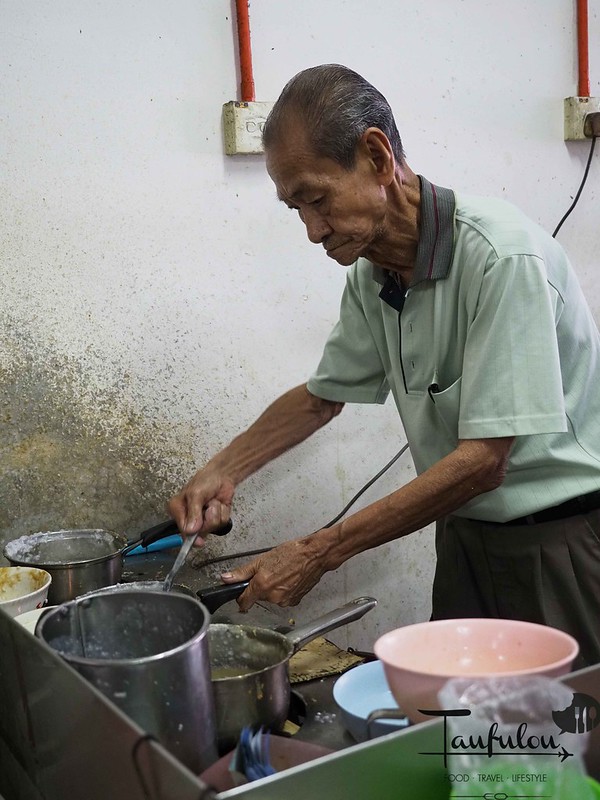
top-left (372, 175), bottom-right (455, 288)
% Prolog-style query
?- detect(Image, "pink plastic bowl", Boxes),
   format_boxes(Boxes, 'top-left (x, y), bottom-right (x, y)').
top-left (374, 618), bottom-right (579, 724)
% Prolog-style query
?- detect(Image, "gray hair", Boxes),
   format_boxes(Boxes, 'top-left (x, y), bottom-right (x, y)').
top-left (262, 64), bottom-right (405, 169)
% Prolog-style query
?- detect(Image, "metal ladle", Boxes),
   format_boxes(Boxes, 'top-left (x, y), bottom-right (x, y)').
top-left (162, 520), bottom-right (233, 592)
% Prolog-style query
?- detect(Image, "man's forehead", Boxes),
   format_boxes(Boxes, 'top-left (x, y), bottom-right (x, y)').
top-left (267, 144), bottom-right (325, 202)
top-left (275, 175), bottom-right (319, 203)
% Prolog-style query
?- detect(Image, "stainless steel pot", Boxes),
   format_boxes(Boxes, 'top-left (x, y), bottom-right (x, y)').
top-left (35, 589), bottom-right (218, 773)
top-left (4, 520), bottom-right (231, 603)
top-left (208, 596), bottom-right (377, 752)
top-left (80, 580), bottom-right (195, 598)
top-left (3, 521), bottom-right (175, 603)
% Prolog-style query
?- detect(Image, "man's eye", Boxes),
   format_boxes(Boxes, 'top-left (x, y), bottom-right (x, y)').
top-left (309, 197), bottom-right (324, 206)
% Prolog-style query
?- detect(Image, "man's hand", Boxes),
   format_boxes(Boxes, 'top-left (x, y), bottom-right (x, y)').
top-left (167, 467), bottom-right (234, 537)
top-left (167, 385), bottom-right (343, 541)
top-left (220, 535), bottom-right (329, 611)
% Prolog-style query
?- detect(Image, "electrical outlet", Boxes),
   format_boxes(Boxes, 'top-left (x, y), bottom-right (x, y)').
top-left (222, 100), bottom-right (274, 155)
top-left (564, 96), bottom-right (600, 141)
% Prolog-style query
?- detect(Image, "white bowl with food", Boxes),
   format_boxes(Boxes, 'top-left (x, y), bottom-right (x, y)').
top-left (0, 566), bottom-right (52, 617)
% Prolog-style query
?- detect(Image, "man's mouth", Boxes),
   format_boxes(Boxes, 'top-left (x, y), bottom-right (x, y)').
top-left (325, 240), bottom-right (347, 255)
top-left (325, 241), bottom-right (358, 266)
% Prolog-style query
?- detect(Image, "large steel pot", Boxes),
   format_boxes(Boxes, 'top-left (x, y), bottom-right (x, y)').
top-left (207, 596), bottom-right (377, 752)
top-left (4, 520), bottom-right (231, 603)
top-left (35, 589), bottom-right (218, 773)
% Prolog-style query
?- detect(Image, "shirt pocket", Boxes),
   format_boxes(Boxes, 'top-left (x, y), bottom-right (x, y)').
top-left (430, 376), bottom-right (462, 440)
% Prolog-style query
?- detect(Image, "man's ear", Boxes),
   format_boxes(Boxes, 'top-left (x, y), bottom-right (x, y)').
top-left (360, 127), bottom-right (396, 186)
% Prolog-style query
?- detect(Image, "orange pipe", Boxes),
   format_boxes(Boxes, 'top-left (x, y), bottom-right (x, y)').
top-left (577, 0), bottom-right (590, 97)
top-left (236, 0), bottom-right (255, 102)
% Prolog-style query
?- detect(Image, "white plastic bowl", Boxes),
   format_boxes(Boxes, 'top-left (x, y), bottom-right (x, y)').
top-left (14, 605), bottom-right (58, 633)
top-left (0, 566), bottom-right (52, 617)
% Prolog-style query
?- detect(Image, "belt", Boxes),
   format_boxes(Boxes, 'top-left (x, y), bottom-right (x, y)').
top-left (503, 489), bottom-right (600, 526)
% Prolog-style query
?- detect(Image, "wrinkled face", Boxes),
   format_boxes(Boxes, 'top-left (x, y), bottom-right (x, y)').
top-left (265, 125), bottom-right (388, 267)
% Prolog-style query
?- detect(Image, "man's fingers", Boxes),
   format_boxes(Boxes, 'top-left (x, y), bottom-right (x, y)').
top-left (202, 500), bottom-right (230, 531)
top-left (219, 542), bottom-right (317, 610)
top-left (167, 495), bottom-right (187, 532)
top-left (221, 563), bottom-right (259, 612)
top-left (184, 491), bottom-right (208, 534)
top-left (191, 536), bottom-right (207, 549)
top-left (182, 491), bottom-right (232, 535)
top-left (168, 469), bottom-right (236, 536)
top-left (236, 588), bottom-right (257, 612)
top-left (220, 564), bottom-right (256, 584)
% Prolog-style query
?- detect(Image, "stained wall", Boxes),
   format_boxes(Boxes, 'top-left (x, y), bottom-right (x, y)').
top-left (1, 0), bottom-right (599, 647)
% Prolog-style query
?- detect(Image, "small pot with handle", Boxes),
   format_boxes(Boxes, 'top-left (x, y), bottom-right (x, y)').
top-left (206, 595), bottom-right (377, 752)
top-left (3, 520), bottom-right (232, 604)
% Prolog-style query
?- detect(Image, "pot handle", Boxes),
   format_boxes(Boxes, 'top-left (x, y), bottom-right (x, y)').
top-left (121, 519), bottom-right (180, 556)
top-left (139, 519), bottom-right (180, 546)
top-left (197, 580), bottom-right (250, 613)
top-left (285, 596), bottom-right (377, 653)
top-left (365, 709), bottom-right (410, 739)
top-left (123, 519), bottom-right (233, 556)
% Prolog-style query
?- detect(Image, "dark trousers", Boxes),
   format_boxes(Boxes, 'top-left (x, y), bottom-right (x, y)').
top-left (432, 509), bottom-right (600, 670)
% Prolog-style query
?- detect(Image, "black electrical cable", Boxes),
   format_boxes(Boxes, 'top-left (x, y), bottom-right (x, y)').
top-left (321, 442), bottom-right (410, 528)
top-left (553, 134), bottom-right (598, 238)
top-left (196, 442), bottom-right (410, 567)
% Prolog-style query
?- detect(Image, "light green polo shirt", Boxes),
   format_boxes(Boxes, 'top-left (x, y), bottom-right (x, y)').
top-left (307, 176), bottom-right (600, 522)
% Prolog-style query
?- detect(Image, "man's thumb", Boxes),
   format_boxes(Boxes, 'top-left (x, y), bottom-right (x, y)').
top-left (220, 565), bottom-right (254, 583)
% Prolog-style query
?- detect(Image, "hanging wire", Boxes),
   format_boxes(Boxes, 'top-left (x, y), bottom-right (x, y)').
top-left (196, 442), bottom-right (410, 567)
top-left (321, 442), bottom-right (410, 528)
top-left (553, 134), bottom-right (598, 237)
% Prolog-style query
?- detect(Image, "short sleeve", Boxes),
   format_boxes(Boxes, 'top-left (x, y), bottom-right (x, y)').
top-left (307, 266), bottom-right (390, 404)
top-left (458, 253), bottom-right (567, 438)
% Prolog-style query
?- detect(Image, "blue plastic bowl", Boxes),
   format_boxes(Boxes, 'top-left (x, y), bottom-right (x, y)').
top-left (333, 660), bottom-right (410, 742)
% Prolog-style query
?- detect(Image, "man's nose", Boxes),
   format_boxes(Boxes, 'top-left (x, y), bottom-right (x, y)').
top-left (302, 209), bottom-right (332, 244)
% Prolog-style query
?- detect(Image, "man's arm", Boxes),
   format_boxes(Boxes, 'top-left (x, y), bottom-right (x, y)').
top-left (222, 435), bottom-right (515, 609)
top-left (168, 384), bottom-right (344, 535)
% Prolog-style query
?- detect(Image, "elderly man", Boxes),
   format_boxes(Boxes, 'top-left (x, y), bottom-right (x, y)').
top-left (169, 64), bottom-right (600, 667)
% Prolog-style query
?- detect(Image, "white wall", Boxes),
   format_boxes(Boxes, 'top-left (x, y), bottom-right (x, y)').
top-left (1, 0), bottom-right (599, 649)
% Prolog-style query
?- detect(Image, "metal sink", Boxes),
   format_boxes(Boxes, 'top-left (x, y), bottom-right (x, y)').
top-left (3, 547), bottom-right (598, 800)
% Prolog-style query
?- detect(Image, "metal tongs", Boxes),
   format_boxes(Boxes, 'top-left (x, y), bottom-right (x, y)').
top-left (162, 519), bottom-right (233, 592)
